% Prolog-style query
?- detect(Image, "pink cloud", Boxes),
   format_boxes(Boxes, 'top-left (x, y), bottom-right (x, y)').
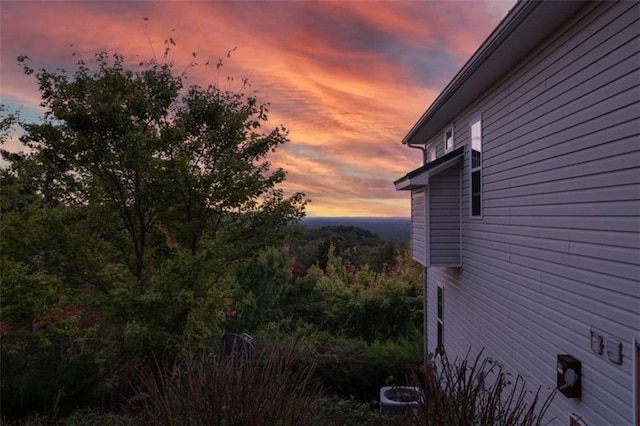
top-left (1, 1), bottom-right (512, 217)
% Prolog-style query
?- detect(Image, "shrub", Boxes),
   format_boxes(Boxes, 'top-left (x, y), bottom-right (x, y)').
top-left (317, 395), bottom-right (393, 426)
top-left (296, 331), bottom-right (423, 402)
top-left (130, 341), bottom-right (323, 425)
top-left (402, 350), bottom-right (555, 426)
top-left (0, 329), bottom-right (106, 421)
top-left (301, 245), bottom-right (422, 342)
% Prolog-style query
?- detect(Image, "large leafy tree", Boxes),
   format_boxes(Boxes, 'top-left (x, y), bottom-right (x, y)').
top-left (7, 51), bottom-right (305, 282)
top-left (0, 49), bottom-right (306, 417)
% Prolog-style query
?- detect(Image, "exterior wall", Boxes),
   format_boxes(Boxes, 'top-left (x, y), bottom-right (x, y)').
top-left (429, 163), bottom-right (461, 266)
top-left (410, 160), bottom-right (462, 267)
top-left (411, 188), bottom-right (427, 264)
top-left (426, 123), bottom-right (461, 161)
top-left (426, 2), bottom-right (640, 425)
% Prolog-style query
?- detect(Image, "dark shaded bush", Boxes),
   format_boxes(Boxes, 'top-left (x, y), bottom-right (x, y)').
top-left (296, 331), bottom-right (423, 402)
top-left (130, 341), bottom-right (323, 425)
top-left (1, 329), bottom-right (106, 421)
top-left (317, 396), bottom-right (393, 426)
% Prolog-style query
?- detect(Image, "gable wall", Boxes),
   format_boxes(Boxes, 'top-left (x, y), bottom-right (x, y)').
top-left (425, 2), bottom-right (640, 424)
top-left (426, 125), bottom-right (462, 159)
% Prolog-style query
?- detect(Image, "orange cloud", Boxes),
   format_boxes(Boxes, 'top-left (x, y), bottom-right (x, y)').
top-left (1, 0), bottom-right (513, 217)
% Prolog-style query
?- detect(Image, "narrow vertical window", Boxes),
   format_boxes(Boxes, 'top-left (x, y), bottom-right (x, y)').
top-left (437, 285), bottom-right (444, 352)
top-left (470, 118), bottom-right (482, 218)
top-left (444, 126), bottom-right (454, 152)
top-left (427, 144), bottom-right (436, 162)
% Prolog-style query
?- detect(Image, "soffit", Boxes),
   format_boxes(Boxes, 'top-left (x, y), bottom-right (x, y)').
top-left (394, 146), bottom-right (464, 190)
top-left (402, 0), bottom-right (590, 146)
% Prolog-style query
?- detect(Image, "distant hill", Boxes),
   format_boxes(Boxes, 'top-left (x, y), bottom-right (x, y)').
top-left (301, 217), bottom-right (410, 242)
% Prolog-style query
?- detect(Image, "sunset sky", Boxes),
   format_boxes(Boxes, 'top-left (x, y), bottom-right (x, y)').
top-left (1, 1), bottom-right (514, 217)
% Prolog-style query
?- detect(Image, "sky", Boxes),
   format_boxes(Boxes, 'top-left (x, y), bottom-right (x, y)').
top-left (0, 0), bottom-right (514, 217)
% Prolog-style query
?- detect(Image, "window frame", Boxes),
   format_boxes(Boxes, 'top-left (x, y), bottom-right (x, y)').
top-left (469, 115), bottom-right (483, 219)
top-left (444, 125), bottom-right (454, 153)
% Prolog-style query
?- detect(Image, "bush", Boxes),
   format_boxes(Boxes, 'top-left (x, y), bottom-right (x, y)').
top-left (130, 341), bottom-right (323, 425)
top-left (402, 350), bottom-right (555, 426)
top-left (317, 396), bottom-right (393, 426)
top-left (296, 331), bottom-right (423, 402)
top-left (0, 329), bottom-right (106, 421)
top-left (291, 245), bottom-right (423, 342)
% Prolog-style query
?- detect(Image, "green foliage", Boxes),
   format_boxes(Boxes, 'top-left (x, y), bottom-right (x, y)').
top-left (227, 246), bottom-right (292, 332)
top-left (1, 324), bottom-right (105, 419)
top-left (281, 263), bottom-right (325, 327)
top-left (251, 330), bottom-right (423, 404)
top-left (296, 331), bottom-right (423, 402)
top-left (8, 51), bottom-right (305, 281)
top-left (318, 396), bottom-right (393, 426)
top-left (1, 42), bottom-right (424, 424)
top-left (291, 225), bottom-right (398, 272)
top-left (288, 245), bottom-right (423, 342)
top-left (1, 47), bottom-right (305, 420)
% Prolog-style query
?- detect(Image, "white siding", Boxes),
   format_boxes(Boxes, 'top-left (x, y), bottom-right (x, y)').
top-left (426, 2), bottom-right (640, 425)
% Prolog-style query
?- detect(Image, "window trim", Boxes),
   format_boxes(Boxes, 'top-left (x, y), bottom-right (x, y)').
top-left (444, 125), bottom-right (454, 153)
top-left (469, 115), bottom-right (483, 219)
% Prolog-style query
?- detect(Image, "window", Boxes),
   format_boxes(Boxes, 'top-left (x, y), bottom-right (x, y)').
top-left (470, 117), bottom-right (482, 217)
top-left (427, 144), bottom-right (436, 162)
top-left (437, 285), bottom-right (444, 352)
top-left (444, 126), bottom-right (454, 153)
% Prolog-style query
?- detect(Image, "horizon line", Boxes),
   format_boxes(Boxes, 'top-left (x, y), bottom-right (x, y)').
top-left (302, 216), bottom-right (410, 219)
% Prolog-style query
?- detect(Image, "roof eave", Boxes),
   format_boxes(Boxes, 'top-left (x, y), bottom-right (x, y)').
top-left (394, 146), bottom-right (464, 190)
top-left (403, 0), bottom-right (590, 146)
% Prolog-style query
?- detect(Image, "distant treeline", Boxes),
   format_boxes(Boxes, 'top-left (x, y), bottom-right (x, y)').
top-left (302, 217), bottom-right (410, 242)
top-left (290, 225), bottom-right (404, 274)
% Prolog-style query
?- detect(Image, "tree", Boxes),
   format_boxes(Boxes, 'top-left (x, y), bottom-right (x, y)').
top-left (8, 50), bottom-right (306, 283)
top-left (0, 47), bottom-right (306, 418)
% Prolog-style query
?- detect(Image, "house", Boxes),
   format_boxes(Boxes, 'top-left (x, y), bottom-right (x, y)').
top-left (394, 1), bottom-right (639, 425)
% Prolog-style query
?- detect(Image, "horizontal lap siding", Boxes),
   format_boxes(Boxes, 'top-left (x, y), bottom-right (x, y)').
top-left (429, 163), bottom-right (461, 266)
top-left (431, 2), bottom-right (640, 426)
top-left (411, 189), bottom-right (426, 265)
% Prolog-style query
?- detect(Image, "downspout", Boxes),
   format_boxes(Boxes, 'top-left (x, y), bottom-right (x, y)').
top-left (403, 140), bottom-right (427, 360)
top-left (423, 267), bottom-right (428, 363)
top-left (405, 141), bottom-right (427, 165)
